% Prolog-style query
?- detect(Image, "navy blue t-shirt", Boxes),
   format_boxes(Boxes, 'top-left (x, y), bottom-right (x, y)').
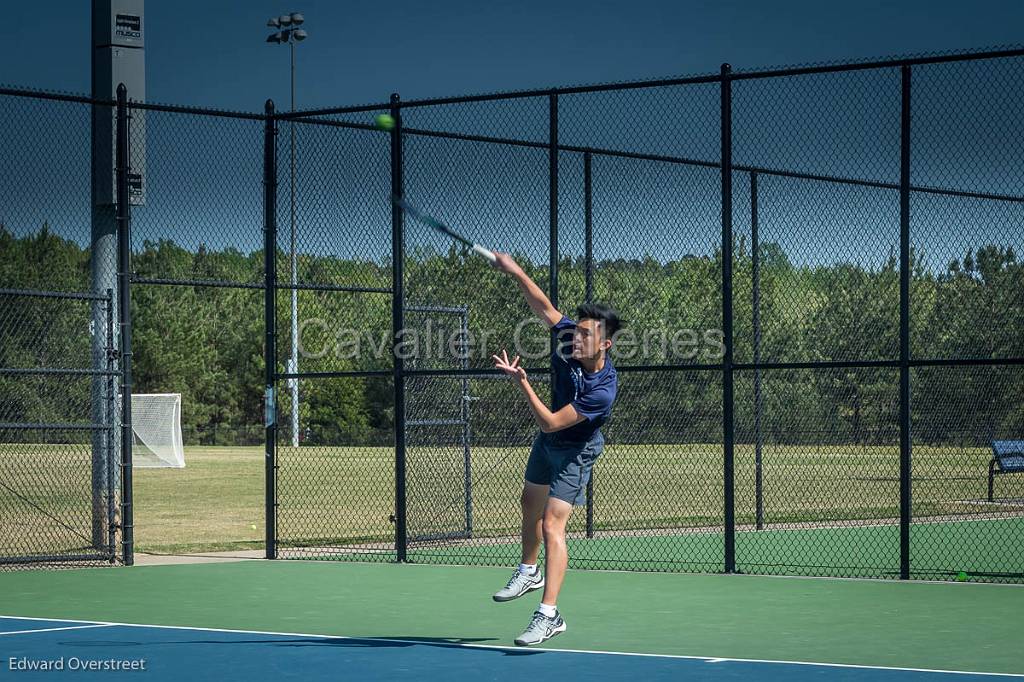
top-left (550, 316), bottom-right (618, 442)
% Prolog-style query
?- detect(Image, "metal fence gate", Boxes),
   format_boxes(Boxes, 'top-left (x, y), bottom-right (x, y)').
top-left (0, 290), bottom-right (121, 568)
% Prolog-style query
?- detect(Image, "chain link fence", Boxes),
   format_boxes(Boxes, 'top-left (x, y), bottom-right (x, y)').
top-left (0, 289), bottom-right (120, 569)
top-left (0, 90), bottom-right (124, 569)
top-left (349, 49), bottom-right (1020, 582)
top-left (2, 46), bottom-right (1022, 580)
top-left (271, 113), bottom-right (396, 561)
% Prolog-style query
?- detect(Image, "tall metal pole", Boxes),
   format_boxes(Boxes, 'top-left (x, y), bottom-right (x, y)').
top-left (289, 39), bottom-right (299, 448)
top-left (92, 0), bottom-right (144, 553)
top-left (721, 63), bottom-right (736, 574)
top-left (90, 12), bottom-right (115, 553)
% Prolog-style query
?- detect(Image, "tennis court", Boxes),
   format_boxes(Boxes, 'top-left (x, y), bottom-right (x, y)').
top-left (2, 561), bottom-right (1023, 679)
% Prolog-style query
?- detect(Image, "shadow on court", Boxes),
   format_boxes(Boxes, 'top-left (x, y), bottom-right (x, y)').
top-left (57, 634), bottom-right (547, 656)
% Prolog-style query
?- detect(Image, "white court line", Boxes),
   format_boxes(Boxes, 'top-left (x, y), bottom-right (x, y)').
top-left (0, 615), bottom-right (1022, 678)
top-left (0, 624), bottom-right (113, 636)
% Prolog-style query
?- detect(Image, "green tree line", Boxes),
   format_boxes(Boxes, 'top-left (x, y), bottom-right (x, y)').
top-left (1, 223), bottom-right (1021, 447)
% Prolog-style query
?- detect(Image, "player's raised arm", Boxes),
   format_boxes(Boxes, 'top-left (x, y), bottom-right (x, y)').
top-left (491, 253), bottom-right (562, 328)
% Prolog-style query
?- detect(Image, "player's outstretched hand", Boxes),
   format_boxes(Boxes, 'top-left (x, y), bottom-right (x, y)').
top-left (491, 252), bottom-right (521, 275)
top-left (492, 349), bottom-right (527, 382)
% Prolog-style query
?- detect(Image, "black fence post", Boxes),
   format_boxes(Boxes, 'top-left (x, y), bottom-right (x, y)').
top-left (105, 288), bottom-right (117, 561)
top-left (899, 66), bottom-right (913, 580)
top-left (584, 152), bottom-right (594, 302)
top-left (751, 171), bottom-right (764, 531)
top-left (391, 93), bottom-right (408, 563)
top-left (547, 92), bottom-right (567, 531)
top-left (115, 84), bottom-right (134, 567)
top-left (263, 99), bottom-right (279, 560)
top-left (459, 308), bottom-right (473, 538)
top-left (721, 63), bottom-right (736, 574)
top-left (583, 151), bottom-right (595, 539)
top-left (549, 93), bottom-right (559, 311)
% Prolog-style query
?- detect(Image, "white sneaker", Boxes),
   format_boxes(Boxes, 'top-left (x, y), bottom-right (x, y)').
top-left (492, 568), bottom-right (544, 602)
top-left (514, 610), bottom-right (566, 646)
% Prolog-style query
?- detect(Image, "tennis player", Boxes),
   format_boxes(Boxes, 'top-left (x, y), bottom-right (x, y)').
top-left (489, 252), bottom-right (620, 646)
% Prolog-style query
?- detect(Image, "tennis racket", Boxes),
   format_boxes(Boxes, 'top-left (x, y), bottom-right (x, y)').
top-left (392, 196), bottom-right (497, 264)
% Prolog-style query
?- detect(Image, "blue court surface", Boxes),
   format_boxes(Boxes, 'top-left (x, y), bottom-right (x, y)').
top-left (2, 615), bottom-right (1021, 681)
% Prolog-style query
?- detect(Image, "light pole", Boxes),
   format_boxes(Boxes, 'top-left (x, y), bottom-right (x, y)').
top-left (267, 13), bottom-right (307, 448)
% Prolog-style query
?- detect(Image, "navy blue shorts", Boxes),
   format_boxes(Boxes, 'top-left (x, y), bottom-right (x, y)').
top-left (524, 431), bottom-right (604, 506)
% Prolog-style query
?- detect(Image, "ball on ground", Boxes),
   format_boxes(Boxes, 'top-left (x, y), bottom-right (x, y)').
top-left (956, 571), bottom-right (968, 582)
top-left (374, 113), bottom-right (395, 131)
top-left (250, 524), bottom-right (258, 531)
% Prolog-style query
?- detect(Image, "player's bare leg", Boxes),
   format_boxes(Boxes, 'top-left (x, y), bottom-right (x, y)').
top-left (493, 482), bottom-right (548, 602)
top-left (514, 496), bottom-right (572, 646)
top-left (520, 482), bottom-right (548, 564)
top-left (540, 497), bottom-right (572, 606)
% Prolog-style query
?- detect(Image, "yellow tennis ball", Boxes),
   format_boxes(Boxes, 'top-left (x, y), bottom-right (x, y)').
top-left (374, 113), bottom-right (395, 131)
top-left (250, 524), bottom-right (257, 531)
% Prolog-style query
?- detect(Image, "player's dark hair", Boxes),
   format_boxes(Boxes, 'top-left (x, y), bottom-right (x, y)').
top-left (576, 302), bottom-right (622, 340)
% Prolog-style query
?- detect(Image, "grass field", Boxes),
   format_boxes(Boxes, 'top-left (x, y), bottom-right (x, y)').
top-left (4, 442), bottom-right (1022, 576)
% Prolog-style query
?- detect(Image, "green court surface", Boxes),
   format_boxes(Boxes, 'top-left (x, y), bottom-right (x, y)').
top-left (407, 516), bottom-right (1024, 579)
top-left (1, 560), bottom-right (1023, 675)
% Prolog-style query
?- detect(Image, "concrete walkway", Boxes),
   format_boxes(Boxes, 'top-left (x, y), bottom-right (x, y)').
top-left (131, 549), bottom-right (265, 566)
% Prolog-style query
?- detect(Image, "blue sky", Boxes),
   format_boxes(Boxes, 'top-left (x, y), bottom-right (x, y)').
top-left (2, 0), bottom-right (1023, 111)
top-left (1, 1), bottom-right (1022, 276)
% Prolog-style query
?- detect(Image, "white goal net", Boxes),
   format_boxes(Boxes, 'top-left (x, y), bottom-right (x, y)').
top-left (131, 393), bottom-right (185, 468)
